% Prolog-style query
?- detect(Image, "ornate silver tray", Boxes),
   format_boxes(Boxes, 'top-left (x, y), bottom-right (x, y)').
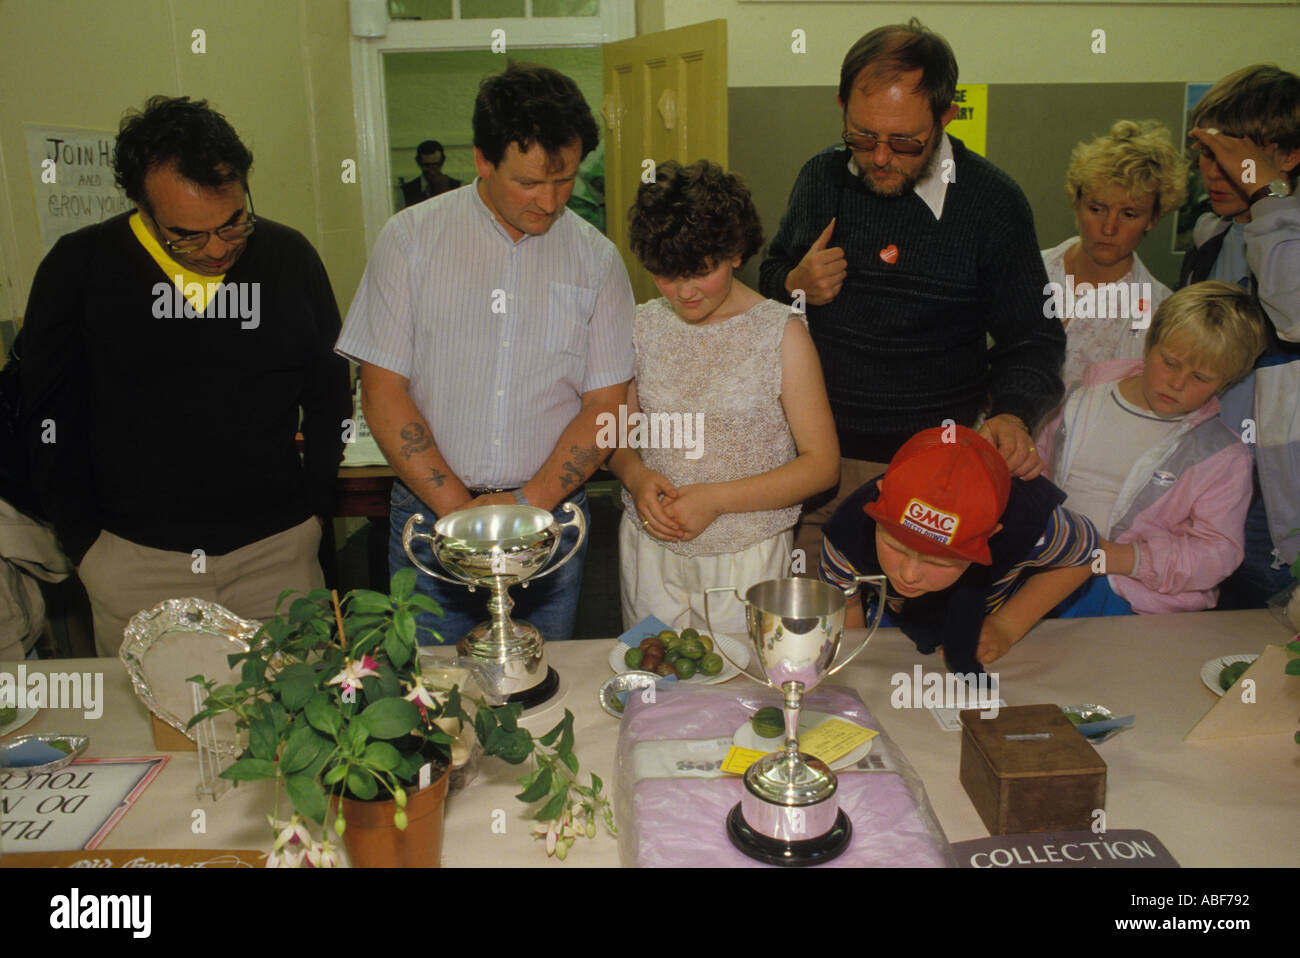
top-left (119, 598), bottom-right (260, 756)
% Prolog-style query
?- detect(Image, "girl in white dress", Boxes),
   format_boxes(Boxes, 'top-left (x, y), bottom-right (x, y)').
top-left (610, 161), bottom-right (839, 642)
top-left (1042, 120), bottom-right (1189, 390)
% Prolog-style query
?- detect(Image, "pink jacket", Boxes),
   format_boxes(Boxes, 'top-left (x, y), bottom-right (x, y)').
top-left (1036, 360), bottom-right (1252, 614)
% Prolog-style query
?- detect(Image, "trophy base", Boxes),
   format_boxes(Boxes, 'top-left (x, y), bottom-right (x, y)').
top-left (504, 666), bottom-right (559, 710)
top-left (726, 803), bottom-right (852, 867)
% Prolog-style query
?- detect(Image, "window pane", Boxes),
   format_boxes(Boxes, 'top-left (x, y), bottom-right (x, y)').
top-left (460, 0), bottom-right (526, 18)
top-left (534, 0), bottom-right (600, 15)
top-left (388, 0), bottom-right (452, 19)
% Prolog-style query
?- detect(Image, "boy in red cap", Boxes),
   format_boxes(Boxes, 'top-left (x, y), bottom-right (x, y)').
top-left (819, 424), bottom-right (1100, 672)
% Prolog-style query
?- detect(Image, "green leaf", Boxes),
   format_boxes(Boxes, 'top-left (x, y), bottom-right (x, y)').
top-left (248, 717), bottom-right (277, 761)
top-left (474, 708), bottom-right (496, 746)
top-left (560, 749), bottom-right (578, 774)
top-left (274, 663), bottom-right (318, 711)
top-left (289, 596), bottom-right (324, 624)
top-left (1285, 659), bottom-right (1300, 676)
top-left (347, 717), bottom-right (370, 751)
top-left (362, 663), bottom-right (400, 702)
top-left (590, 773), bottom-right (603, 794)
top-left (558, 709), bottom-right (575, 756)
top-left (498, 704), bottom-right (518, 733)
top-left (390, 567), bottom-right (417, 602)
top-left (240, 657), bottom-right (263, 685)
top-left (394, 609), bottom-right (416, 652)
top-left (1286, 640), bottom-right (1300, 656)
top-left (305, 692), bottom-right (342, 737)
top-left (347, 768), bottom-right (378, 800)
top-left (348, 591), bottom-right (393, 614)
top-left (281, 723), bottom-right (329, 774)
top-left (323, 763), bottom-right (347, 785)
top-left (286, 773), bottom-right (328, 824)
top-left (265, 700), bottom-right (288, 734)
top-left (383, 626), bottom-right (411, 670)
top-left (517, 767), bottom-right (552, 803)
top-left (221, 757), bottom-right (276, 781)
top-left (363, 741), bottom-right (402, 771)
top-left (406, 594), bottom-right (443, 617)
top-left (486, 725), bottom-right (533, 764)
top-left (361, 697), bottom-right (420, 739)
top-left (536, 791), bottom-right (566, 822)
top-left (537, 715), bottom-right (564, 748)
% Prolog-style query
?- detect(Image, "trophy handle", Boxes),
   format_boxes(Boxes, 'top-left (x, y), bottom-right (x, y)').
top-left (528, 501), bottom-right (588, 583)
top-left (402, 513), bottom-right (471, 587)
top-left (824, 574), bottom-right (888, 677)
top-left (703, 586), bottom-right (771, 687)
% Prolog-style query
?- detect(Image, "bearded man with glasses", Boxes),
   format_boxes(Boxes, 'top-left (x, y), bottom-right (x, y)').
top-left (760, 19), bottom-right (1065, 569)
top-left (18, 95), bottom-right (351, 655)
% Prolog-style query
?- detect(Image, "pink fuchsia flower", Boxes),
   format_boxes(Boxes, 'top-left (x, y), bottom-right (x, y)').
top-left (326, 655), bottom-right (380, 696)
top-left (531, 806), bottom-right (578, 858)
top-left (269, 814), bottom-right (312, 852)
top-left (266, 846), bottom-right (305, 868)
top-left (402, 673), bottom-right (446, 711)
top-left (304, 840), bottom-right (342, 868)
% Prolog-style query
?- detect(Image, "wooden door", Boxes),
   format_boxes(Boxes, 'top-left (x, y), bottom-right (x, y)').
top-left (602, 20), bottom-right (728, 303)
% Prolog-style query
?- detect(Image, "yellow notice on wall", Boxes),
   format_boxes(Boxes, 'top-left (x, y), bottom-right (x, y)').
top-left (948, 84), bottom-right (988, 157)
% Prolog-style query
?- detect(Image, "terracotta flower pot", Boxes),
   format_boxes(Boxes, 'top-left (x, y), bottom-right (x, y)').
top-left (337, 763), bottom-right (451, 868)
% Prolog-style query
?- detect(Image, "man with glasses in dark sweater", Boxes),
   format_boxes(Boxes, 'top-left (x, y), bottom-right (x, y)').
top-left (19, 96), bottom-right (351, 654)
top-left (760, 19), bottom-right (1065, 567)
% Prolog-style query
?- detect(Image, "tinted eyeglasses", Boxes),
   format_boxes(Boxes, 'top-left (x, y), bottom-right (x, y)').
top-left (154, 190), bottom-right (257, 254)
top-left (841, 130), bottom-right (931, 157)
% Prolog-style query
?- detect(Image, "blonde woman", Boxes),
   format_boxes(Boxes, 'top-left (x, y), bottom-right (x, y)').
top-left (1042, 120), bottom-right (1189, 388)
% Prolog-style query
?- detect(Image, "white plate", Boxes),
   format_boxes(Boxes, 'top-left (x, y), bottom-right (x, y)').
top-left (608, 631), bottom-right (748, 685)
top-left (0, 705), bottom-right (39, 738)
top-left (1201, 654), bottom-right (1259, 697)
top-left (732, 710), bottom-right (874, 770)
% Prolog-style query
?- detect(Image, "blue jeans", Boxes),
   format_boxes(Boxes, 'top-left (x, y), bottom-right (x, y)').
top-left (388, 481), bottom-right (589, 645)
top-left (1050, 575), bottom-right (1134, 618)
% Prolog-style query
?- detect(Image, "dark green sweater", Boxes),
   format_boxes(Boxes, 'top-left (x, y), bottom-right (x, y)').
top-left (760, 137), bottom-right (1064, 461)
top-left (20, 212), bottom-right (351, 562)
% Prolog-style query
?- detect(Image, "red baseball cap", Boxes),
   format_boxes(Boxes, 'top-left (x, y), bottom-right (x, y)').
top-left (863, 425), bottom-right (1011, 565)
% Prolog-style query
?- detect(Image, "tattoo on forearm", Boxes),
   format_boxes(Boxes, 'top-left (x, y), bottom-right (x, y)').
top-left (425, 467), bottom-right (447, 489)
top-left (398, 422), bottom-right (433, 460)
top-left (557, 445), bottom-right (605, 492)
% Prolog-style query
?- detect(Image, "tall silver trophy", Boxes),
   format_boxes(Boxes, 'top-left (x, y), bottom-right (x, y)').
top-left (705, 575), bottom-right (886, 865)
top-left (403, 503), bottom-right (586, 707)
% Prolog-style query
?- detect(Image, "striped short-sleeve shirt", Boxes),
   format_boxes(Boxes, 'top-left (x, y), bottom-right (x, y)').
top-left (336, 182), bottom-right (634, 488)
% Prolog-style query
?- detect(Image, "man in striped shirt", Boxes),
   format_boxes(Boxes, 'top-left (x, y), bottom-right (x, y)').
top-left (337, 64), bottom-right (634, 645)
top-left (819, 426), bottom-right (1099, 673)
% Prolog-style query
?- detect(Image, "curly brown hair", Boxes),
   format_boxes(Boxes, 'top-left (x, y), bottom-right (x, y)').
top-left (628, 160), bottom-right (764, 278)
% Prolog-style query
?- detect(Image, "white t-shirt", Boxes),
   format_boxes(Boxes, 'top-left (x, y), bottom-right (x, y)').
top-left (1062, 382), bottom-right (1187, 535)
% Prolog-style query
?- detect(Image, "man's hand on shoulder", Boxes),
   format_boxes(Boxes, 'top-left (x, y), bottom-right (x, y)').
top-left (978, 413), bottom-right (1044, 479)
top-left (785, 219), bottom-right (846, 306)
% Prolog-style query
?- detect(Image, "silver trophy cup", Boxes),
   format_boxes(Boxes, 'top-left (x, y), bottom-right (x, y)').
top-left (705, 575), bottom-right (887, 865)
top-left (403, 503), bottom-right (587, 707)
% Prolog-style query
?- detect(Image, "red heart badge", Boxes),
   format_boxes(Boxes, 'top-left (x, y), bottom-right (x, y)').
top-left (879, 245), bottom-right (899, 264)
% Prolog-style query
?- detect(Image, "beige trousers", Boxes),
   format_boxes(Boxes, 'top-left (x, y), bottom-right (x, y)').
top-left (78, 518), bottom-right (324, 656)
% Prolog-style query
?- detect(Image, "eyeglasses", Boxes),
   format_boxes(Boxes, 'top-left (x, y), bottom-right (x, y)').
top-left (153, 190), bottom-right (257, 254)
top-left (841, 130), bottom-right (931, 157)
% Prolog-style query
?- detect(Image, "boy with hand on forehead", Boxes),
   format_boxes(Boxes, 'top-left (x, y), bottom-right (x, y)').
top-left (819, 426), bottom-right (1100, 672)
top-left (1038, 282), bottom-right (1270, 615)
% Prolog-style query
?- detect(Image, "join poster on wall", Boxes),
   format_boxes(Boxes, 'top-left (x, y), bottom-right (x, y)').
top-left (24, 124), bottom-right (133, 256)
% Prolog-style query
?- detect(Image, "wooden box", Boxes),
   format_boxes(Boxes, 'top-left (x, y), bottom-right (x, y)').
top-left (959, 705), bottom-right (1105, 835)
